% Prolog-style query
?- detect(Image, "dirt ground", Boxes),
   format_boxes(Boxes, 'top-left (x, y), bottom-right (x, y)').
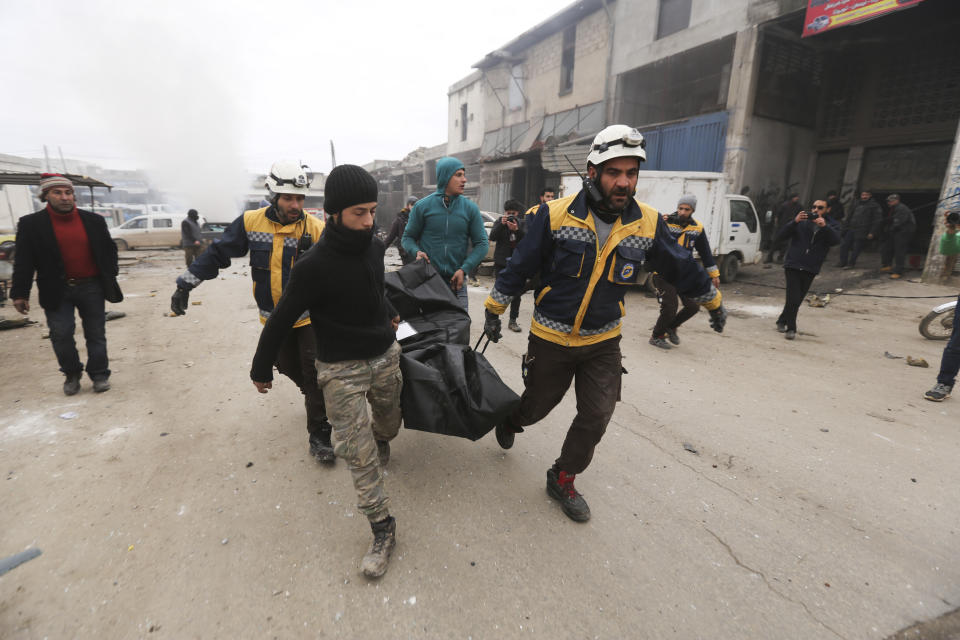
top-left (1, 247), bottom-right (958, 639)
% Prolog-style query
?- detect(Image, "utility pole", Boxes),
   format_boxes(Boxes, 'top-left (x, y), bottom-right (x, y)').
top-left (921, 119), bottom-right (960, 282)
top-left (330, 140), bottom-right (337, 169)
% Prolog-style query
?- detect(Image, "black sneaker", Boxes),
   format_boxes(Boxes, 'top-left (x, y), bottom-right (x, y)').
top-left (92, 378), bottom-right (111, 393)
top-left (377, 440), bottom-right (390, 466)
top-left (309, 432), bottom-right (335, 464)
top-left (776, 322), bottom-right (787, 333)
top-left (785, 330), bottom-right (797, 340)
top-left (546, 467), bottom-right (591, 522)
top-left (924, 383), bottom-right (953, 402)
top-left (63, 373), bottom-right (81, 396)
top-left (666, 329), bottom-right (680, 345)
top-left (649, 335), bottom-right (672, 350)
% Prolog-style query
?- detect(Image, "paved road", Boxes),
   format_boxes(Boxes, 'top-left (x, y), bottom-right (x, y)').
top-left (1, 249), bottom-right (958, 638)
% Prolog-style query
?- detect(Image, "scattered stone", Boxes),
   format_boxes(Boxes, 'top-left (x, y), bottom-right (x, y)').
top-left (159, 432), bottom-right (169, 437)
top-left (246, 462), bottom-right (253, 468)
top-left (682, 443), bottom-right (698, 455)
top-left (906, 356), bottom-right (929, 368)
top-left (884, 351), bottom-right (903, 359)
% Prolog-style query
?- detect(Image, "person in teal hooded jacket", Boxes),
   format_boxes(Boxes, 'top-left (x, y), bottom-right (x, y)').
top-left (401, 157), bottom-right (488, 309)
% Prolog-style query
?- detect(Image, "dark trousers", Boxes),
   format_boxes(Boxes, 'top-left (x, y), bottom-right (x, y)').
top-left (882, 227), bottom-right (914, 274)
top-left (508, 294), bottom-right (521, 321)
top-left (838, 232), bottom-right (866, 267)
top-left (44, 280), bottom-right (109, 380)
top-left (777, 268), bottom-right (816, 332)
top-left (510, 334), bottom-right (621, 475)
top-left (275, 325), bottom-right (329, 439)
top-left (937, 295), bottom-right (960, 388)
top-left (651, 274), bottom-right (699, 336)
top-left (183, 244), bottom-right (203, 267)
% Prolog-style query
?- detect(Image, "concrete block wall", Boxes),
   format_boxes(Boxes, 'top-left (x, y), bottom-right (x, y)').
top-left (481, 8), bottom-right (609, 134)
top-left (448, 71), bottom-right (485, 155)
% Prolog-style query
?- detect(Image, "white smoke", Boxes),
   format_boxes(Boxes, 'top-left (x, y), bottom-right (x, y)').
top-left (6, 1), bottom-right (251, 220)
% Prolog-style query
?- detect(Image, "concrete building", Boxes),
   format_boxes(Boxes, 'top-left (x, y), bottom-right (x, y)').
top-left (364, 143), bottom-right (447, 232)
top-left (460, 0), bottom-right (959, 264)
top-left (604, 0), bottom-right (960, 261)
top-left (470, 0), bottom-right (612, 210)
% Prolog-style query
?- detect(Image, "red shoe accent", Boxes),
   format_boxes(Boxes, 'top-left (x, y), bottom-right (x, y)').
top-left (557, 471), bottom-right (578, 498)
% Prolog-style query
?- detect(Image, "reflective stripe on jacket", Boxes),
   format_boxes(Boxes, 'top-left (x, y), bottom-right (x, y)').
top-left (485, 192), bottom-right (721, 347)
top-left (664, 213), bottom-right (719, 279)
top-left (176, 207), bottom-right (325, 328)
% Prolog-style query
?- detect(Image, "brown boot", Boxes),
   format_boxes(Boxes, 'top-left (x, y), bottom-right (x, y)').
top-left (361, 516), bottom-right (396, 578)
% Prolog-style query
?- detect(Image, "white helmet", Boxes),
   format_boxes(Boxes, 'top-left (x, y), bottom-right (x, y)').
top-left (265, 161), bottom-right (312, 195)
top-left (586, 125), bottom-right (646, 167)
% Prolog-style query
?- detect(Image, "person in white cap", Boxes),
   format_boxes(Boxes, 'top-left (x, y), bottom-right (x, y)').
top-left (482, 125), bottom-right (727, 522)
top-left (11, 173), bottom-right (123, 395)
top-left (168, 161), bottom-right (334, 462)
top-left (649, 193), bottom-right (721, 349)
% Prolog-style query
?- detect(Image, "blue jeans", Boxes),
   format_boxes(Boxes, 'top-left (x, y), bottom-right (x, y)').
top-left (936, 294), bottom-right (960, 388)
top-left (453, 282), bottom-right (468, 310)
top-left (44, 280), bottom-right (109, 380)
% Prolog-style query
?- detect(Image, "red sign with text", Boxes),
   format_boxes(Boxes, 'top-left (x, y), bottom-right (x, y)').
top-left (803, 0), bottom-right (925, 37)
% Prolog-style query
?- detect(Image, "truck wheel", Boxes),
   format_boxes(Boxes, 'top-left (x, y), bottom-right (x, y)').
top-left (114, 239), bottom-right (129, 251)
top-left (719, 254), bottom-right (740, 283)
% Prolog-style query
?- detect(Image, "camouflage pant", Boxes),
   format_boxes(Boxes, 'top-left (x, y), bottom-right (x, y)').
top-left (316, 341), bottom-right (403, 523)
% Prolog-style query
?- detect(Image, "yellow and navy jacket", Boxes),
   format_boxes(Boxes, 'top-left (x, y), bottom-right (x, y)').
top-left (663, 212), bottom-right (719, 279)
top-left (176, 206), bottom-right (325, 328)
top-left (484, 191), bottom-right (722, 347)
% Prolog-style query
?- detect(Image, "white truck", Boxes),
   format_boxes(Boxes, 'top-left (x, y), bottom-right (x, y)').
top-left (560, 171), bottom-right (761, 282)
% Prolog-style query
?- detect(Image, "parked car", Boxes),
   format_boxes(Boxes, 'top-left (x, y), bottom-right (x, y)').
top-left (0, 237), bottom-right (14, 305)
top-left (200, 221), bottom-right (230, 246)
top-left (481, 211), bottom-right (498, 261)
top-left (110, 214), bottom-right (188, 250)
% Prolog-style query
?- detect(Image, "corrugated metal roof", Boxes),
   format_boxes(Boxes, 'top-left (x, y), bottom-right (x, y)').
top-left (541, 143), bottom-right (590, 173)
top-left (0, 172), bottom-right (112, 189)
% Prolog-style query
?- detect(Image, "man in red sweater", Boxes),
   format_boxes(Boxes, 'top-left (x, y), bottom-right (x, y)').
top-left (11, 174), bottom-right (122, 395)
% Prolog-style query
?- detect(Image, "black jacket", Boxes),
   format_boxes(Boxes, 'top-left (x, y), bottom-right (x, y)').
top-left (11, 208), bottom-right (122, 310)
top-left (384, 210), bottom-right (409, 253)
top-left (250, 223), bottom-right (398, 381)
top-left (489, 217), bottom-right (525, 268)
top-left (775, 215), bottom-right (842, 275)
top-left (776, 199), bottom-right (802, 227)
top-left (844, 199), bottom-right (883, 239)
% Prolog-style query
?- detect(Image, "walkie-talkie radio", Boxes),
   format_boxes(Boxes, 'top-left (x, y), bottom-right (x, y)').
top-left (563, 155), bottom-right (603, 203)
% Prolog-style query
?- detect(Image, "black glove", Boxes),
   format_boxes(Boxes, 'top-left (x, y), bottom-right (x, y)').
top-left (484, 309), bottom-right (502, 343)
top-left (708, 305), bottom-right (727, 333)
top-left (171, 287), bottom-right (190, 316)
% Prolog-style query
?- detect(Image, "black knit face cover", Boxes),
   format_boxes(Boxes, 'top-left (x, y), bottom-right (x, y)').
top-left (327, 213), bottom-right (375, 253)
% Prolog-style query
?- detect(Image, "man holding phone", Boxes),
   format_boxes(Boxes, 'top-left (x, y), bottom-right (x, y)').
top-left (773, 198), bottom-right (842, 340)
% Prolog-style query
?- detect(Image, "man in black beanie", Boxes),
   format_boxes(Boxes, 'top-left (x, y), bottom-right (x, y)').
top-left (250, 164), bottom-right (403, 579)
